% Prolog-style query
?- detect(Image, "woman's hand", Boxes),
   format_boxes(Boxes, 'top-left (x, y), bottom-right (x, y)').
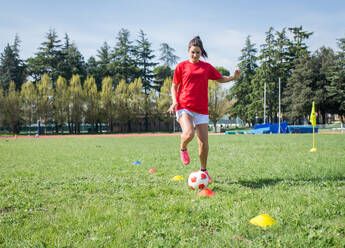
top-left (234, 67), bottom-right (241, 80)
top-left (167, 102), bottom-right (177, 114)
top-left (217, 67), bottom-right (241, 83)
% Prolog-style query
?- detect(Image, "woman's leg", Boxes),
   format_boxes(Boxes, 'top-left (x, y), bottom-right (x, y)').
top-left (195, 124), bottom-right (209, 170)
top-left (178, 113), bottom-right (195, 150)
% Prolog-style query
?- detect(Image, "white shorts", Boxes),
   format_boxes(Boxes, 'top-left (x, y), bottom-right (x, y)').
top-left (176, 109), bottom-right (209, 126)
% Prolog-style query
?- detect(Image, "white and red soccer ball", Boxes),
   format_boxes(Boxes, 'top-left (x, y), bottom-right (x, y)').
top-left (188, 170), bottom-right (209, 190)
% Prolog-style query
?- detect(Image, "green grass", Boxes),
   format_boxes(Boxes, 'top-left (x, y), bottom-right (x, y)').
top-left (0, 134), bottom-right (344, 247)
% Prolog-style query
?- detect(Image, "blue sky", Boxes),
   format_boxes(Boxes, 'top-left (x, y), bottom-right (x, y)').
top-left (1, 0), bottom-right (344, 74)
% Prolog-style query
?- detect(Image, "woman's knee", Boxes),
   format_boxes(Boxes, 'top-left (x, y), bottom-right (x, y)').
top-left (199, 140), bottom-right (209, 150)
top-left (183, 129), bottom-right (195, 140)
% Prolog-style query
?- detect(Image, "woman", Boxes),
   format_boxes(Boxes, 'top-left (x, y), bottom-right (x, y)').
top-left (167, 36), bottom-right (240, 182)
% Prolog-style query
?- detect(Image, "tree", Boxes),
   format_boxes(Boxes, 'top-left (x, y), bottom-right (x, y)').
top-left (100, 76), bottom-right (115, 132)
top-left (135, 30), bottom-right (158, 94)
top-left (58, 33), bottom-right (86, 82)
top-left (114, 79), bottom-right (129, 132)
top-left (208, 80), bottom-right (230, 131)
top-left (21, 81), bottom-right (37, 135)
top-left (229, 35), bottom-right (258, 125)
top-left (326, 38), bottom-right (345, 123)
top-left (69, 75), bottom-right (84, 133)
top-left (36, 73), bottom-right (53, 133)
top-left (54, 76), bottom-right (70, 133)
top-left (0, 35), bottom-right (26, 90)
top-left (157, 77), bottom-right (173, 131)
top-left (96, 41), bottom-right (112, 85)
top-left (283, 47), bottom-right (336, 124)
top-left (3, 81), bottom-right (21, 134)
top-left (0, 84), bottom-right (4, 128)
top-left (26, 29), bottom-right (63, 83)
top-left (287, 26), bottom-right (313, 60)
top-left (84, 76), bottom-right (100, 133)
top-left (153, 65), bottom-right (173, 92)
top-left (159, 43), bottom-right (179, 67)
top-left (215, 67), bottom-right (230, 76)
top-left (146, 89), bottom-right (158, 131)
top-left (86, 56), bottom-right (102, 89)
top-left (110, 29), bottom-right (138, 84)
top-left (128, 78), bottom-right (144, 131)
top-left (313, 47), bottom-right (337, 123)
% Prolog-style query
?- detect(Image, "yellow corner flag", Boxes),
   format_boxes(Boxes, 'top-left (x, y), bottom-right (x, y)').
top-left (310, 101), bottom-right (317, 152)
top-left (310, 101), bottom-right (316, 127)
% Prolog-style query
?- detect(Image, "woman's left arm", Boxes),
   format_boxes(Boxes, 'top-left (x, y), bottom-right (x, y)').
top-left (217, 68), bottom-right (241, 83)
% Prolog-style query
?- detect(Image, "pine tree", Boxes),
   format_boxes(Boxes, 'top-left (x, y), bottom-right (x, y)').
top-left (326, 38), bottom-right (345, 123)
top-left (96, 41), bottom-right (112, 80)
top-left (229, 35), bottom-right (258, 125)
top-left (153, 65), bottom-right (173, 92)
top-left (26, 29), bottom-right (63, 83)
top-left (110, 29), bottom-right (138, 85)
top-left (58, 33), bottom-right (86, 82)
top-left (86, 56), bottom-right (100, 83)
top-left (288, 26), bottom-right (313, 60)
top-left (283, 56), bottom-right (313, 123)
top-left (0, 84), bottom-right (5, 128)
top-left (313, 47), bottom-right (336, 123)
top-left (0, 35), bottom-right (26, 90)
top-left (135, 30), bottom-right (158, 94)
top-left (159, 43), bottom-right (179, 67)
top-left (21, 81), bottom-right (37, 134)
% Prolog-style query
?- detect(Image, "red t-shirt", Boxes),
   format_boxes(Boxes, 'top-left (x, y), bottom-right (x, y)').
top-left (173, 60), bottom-right (222, 114)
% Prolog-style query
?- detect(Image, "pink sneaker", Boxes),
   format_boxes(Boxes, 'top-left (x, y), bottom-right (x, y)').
top-left (180, 149), bottom-right (190, 165)
top-left (203, 170), bottom-right (212, 183)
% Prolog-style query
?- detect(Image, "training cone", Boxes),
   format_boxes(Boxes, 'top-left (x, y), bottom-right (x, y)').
top-left (198, 188), bottom-right (214, 197)
top-left (133, 161), bottom-right (142, 165)
top-left (250, 214), bottom-right (276, 227)
top-left (172, 175), bottom-right (184, 181)
top-left (149, 168), bottom-right (156, 173)
top-left (310, 148), bottom-right (317, 152)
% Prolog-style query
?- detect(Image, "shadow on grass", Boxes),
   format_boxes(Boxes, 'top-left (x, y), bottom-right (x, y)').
top-left (217, 176), bottom-right (345, 189)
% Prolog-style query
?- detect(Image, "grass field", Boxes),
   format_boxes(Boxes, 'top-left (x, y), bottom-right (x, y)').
top-left (0, 134), bottom-right (344, 247)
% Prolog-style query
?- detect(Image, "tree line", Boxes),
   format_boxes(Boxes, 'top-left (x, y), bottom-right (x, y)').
top-left (0, 26), bottom-right (344, 134)
top-left (231, 26), bottom-right (345, 125)
top-left (0, 28), bottom-right (181, 134)
top-left (0, 73), bottom-right (177, 134)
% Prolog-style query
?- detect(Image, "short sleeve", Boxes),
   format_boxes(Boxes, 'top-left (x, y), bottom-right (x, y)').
top-left (173, 63), bottom-right (181, 86)
top-left (208, 64), bottom-right (222, 80)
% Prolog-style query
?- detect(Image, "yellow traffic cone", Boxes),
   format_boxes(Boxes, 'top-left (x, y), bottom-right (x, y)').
top-left (171, 175), bottom-right (184, 181)
top-left (250, 214), bottom-right (276, 227)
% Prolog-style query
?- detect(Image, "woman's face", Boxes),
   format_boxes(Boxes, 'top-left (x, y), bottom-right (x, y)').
top-left (188, 45), bottom-right (201, 63)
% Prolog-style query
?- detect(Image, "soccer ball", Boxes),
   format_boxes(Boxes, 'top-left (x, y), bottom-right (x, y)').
top-left (188, 171), bottom-right (209, 190)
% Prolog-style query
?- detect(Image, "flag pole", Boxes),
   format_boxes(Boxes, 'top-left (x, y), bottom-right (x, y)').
top-left (264, 82), bottom-right (266, 124)
top-left (278, 78), bottom-right (281, 134)
top-left (310, 101), bottom-right (317, 152)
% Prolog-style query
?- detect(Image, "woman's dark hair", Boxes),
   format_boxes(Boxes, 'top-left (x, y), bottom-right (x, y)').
top-left (188, 36), bottom-right (208, 58)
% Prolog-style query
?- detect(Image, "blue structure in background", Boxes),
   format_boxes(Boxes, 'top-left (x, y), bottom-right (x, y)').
top-left (287, 125), bottom-right (318, 133)
top-left (245, 122), bottom-right (317, 134)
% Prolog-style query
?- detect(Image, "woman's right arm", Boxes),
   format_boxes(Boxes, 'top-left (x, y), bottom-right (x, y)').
top-left (167, 83), bottom-right (178, 114)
